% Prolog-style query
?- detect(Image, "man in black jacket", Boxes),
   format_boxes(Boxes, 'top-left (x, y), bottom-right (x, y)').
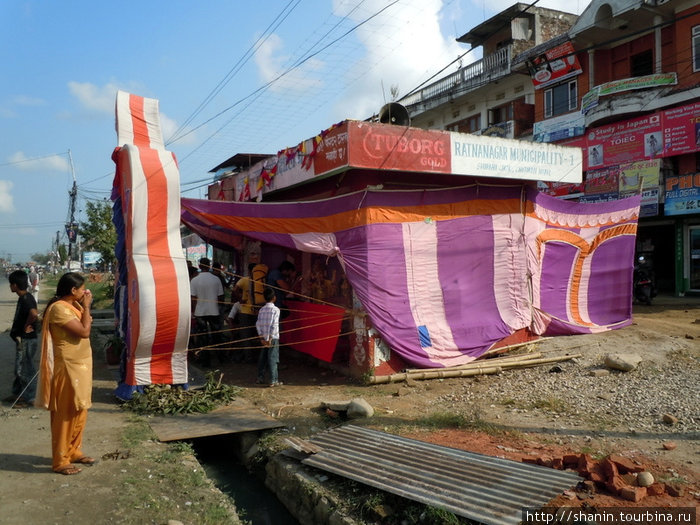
top-left (6, 270), bottom-right (39, 407)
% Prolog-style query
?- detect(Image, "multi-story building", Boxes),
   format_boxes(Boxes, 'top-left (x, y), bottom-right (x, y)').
top-left (401, 3), bottom-right (578, 139)
top-left (520, 0), bottom-right (699, 295)
top-left (401, 0), bottom-right (699, 296)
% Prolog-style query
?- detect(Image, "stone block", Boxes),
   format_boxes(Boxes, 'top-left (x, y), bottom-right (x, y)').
top-left (621, 486), bottom-right (647, 502)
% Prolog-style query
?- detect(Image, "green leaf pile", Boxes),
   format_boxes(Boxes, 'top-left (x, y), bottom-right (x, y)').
top-left (122, 371), bottom-right (242, 415)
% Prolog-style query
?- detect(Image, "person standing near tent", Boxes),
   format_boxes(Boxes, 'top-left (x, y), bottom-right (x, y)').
top-left (234, 262), bottom-right (268, 362)
top-left (28, 265), bottom-right (40, 305)
top-left (256, 287), bottom-right (281, 387)
top-left (190, 258), bottom-right (225, 367)
top-left (267, 260), bottom-right (296, 317)
top-left (6, 270), bottom-right (39, 408)
top-left (36, 272), bottom-right (96, 475)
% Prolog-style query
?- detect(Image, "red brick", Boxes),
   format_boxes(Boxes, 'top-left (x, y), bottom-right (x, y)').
top-left (552, 457), bottom-right (563, 470)
top-left (577, 454), bottom-right (596, 475)
top-left (608, 454), bottom-right (644, 473)
top-left (665, 483), bottom-right (684, 497)
top-left (600, 458), bottom-right (619, 480)
top-left (647, 483), bottom-right (665, 496)
top-left (563, 454), bottom-right (580, 467)
top-left (621, 486), bottom-right (647, 502)
top-left (522, 457), bottom-right (539, 464)
top-left (537, 456), bottom-right (553, 468)
top-left (662, 442), bottom-right (677, 450)
top-left (605, 474), bottom-right (627, 495)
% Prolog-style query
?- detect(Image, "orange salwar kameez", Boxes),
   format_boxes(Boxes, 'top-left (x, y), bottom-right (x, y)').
top-left (35, 301), bottom-right (92, 472)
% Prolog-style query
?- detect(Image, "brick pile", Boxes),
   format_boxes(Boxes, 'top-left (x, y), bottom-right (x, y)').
top-left (521, 453), bottom-right (684, 502)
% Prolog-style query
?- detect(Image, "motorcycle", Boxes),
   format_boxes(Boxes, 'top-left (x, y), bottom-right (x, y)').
top-left (633, 256), bottom-right (656, 305)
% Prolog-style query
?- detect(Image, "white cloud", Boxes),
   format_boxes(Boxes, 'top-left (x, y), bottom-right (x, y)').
top-left (330, 0), bottom-right (466, 120)
top-left (13, 95), bottom-right (47, 106)
top-left (471, 0), bottom-right (586, 15)
top-left (161, 112), bottom-right (198, 145)
top-left (8, 151), bottom-right (71, 173)
top-left (68, 81), bottom-right (120, 114)
top-left (254, 34), bottom-right (324, 94)
top-left (0, 181), bottom-right (15, 213)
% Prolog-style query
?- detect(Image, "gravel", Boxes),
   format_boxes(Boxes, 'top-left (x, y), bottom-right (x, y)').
top-left (432, 352), bottom-right (700, 434)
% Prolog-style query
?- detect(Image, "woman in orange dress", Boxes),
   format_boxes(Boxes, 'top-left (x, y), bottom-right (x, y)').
top-left (35, 272), bottom-right (95, 475)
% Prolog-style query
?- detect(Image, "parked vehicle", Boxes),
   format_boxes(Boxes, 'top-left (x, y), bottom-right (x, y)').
top-left (633, 256), bottom-right (656, 305)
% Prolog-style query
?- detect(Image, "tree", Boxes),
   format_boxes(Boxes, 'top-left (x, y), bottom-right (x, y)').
top-left (80, 199), bottom-right (116, 269)
top-left (31, 252), bottom-right (51, 265)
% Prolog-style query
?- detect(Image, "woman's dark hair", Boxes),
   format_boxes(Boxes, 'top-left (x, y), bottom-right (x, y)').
top-left (44, 272), bottom-right (86, 314)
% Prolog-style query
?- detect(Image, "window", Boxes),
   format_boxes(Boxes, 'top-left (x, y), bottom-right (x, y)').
top-left (631, 50), bottom-right (653, 77)
top-left (693, 25), bottom-right (700, 73)
top-left (544, 80), bottom-right (577, 118)
top-left (489, 103), bottom-right (513, 125)
top-left (447, 113), bottom-right (481, 133)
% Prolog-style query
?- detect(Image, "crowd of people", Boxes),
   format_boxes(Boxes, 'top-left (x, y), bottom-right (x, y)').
top-left (188, 257), bottom-right (297, 386)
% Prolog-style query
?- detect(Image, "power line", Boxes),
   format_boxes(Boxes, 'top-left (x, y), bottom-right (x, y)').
top-left (167, 0), bottom-right (401, 150)
top-left (167, 0), bottom-right (302, 145)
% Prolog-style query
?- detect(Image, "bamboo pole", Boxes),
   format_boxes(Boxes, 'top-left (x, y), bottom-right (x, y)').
top-left (404, 352), bottom-right (543, 374)
top-left (368, 353), bottom-right (581, 385)
top-left (367, 366), bottom-right (503, 385)
top-left (482, 337), bottom-right (553, 357)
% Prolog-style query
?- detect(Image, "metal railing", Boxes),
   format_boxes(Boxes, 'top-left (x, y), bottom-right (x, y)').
top-left (400, 45), bottom-right (512, 111)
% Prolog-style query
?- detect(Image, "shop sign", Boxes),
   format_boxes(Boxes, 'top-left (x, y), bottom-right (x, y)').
top-left (354, 122), bottom-right (451, 173)
top-left (451, 132), bottom-right (581, 182)
top-left (639, 188), bottom-right (660, 218)
top-left (529, 41), bottom-right (583, 90)
top-left (533, 112), bottom-right (585, 143)
top-left (581, 73), bottom-right (677, 114)
top-left (536, 180), bottom-right (584, 198)
top-left (579, 192), bottom-right (619, 203)
top-left (661, 101), bottom-right (700, 156)
top-left (585, 113), bottom-right (662, 171)
top-left (618, 159), bottom-right (661, 192)
top-left (664, 173), bottom-right (700, 216)
top-left (585, 166), bottom-right (619, 195)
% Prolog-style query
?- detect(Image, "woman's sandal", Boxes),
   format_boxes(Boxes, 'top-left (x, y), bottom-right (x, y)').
top-left (55, 465), bottom-right (82, 475)
top-left (73, 456), bottom-right (96, 465)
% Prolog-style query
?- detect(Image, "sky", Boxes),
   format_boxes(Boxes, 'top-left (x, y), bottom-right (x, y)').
top-left (0, 0), bottom-right (586, 263)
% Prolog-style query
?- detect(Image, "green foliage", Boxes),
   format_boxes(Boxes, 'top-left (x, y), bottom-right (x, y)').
top-left (30, 252), bottom-right (51, 265)
top-left (79, 199), bottom-right (117, 268)
top-left (122, 371), bottom-right (242, 415)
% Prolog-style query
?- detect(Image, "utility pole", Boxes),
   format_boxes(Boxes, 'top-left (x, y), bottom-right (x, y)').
top-left (67, 149), bottom-right (78, 271)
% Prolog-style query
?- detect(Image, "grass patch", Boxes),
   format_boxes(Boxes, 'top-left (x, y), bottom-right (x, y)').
top-left (529, 396), bottom-right (569, 413)
top-left (115, 418), bottom-right (243, 524)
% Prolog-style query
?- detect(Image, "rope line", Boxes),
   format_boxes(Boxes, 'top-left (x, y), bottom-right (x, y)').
top-left (190, 330), bottom-right (357, 353)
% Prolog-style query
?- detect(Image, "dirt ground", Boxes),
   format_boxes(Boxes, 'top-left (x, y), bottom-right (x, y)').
top-left (0, 279), bottom-right (698, 524)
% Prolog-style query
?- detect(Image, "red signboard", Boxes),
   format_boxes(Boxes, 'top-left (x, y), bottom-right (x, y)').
top-left (530, 41), bottom-right (583, 90)
top-left (349, 121), bottom-right (452, 174)
top-left (585, 166), bottom-right (620, 195)
top-left (313, 121), bottom-right (350, 176)
top-left (661, 101), bottom-right (700, 157)
top-left (585, 113), bottom-right (663, 171)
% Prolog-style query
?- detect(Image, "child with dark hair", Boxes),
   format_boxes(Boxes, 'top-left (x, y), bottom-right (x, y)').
top-left (6, 270), bottom-right (39, 408)
top-left (255, 287), bottom-right (281, 387)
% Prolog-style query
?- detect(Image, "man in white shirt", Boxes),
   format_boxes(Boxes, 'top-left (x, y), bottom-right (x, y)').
top-left (190, 258), bottom-right (224, 366)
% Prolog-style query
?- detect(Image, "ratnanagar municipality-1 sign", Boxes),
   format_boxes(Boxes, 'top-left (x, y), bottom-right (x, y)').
top-left (451, 132), bottom-right (582, 183)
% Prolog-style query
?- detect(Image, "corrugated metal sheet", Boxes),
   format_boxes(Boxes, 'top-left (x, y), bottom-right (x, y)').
top-left (303, 425), bottom-right (580, 525)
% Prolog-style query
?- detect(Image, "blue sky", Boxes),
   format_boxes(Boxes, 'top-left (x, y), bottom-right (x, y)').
top-left (0, 0), bottom-right (583, 262)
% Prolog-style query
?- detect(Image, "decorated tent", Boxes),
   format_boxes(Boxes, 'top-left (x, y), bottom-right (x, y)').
top-left (182, 184), bottom-right (640, 369)
top-left (112, 91), bottom-right (190, 391)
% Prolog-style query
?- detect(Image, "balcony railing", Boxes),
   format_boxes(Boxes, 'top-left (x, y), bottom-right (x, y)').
top-left (400, 45), bottom-right (512, 112)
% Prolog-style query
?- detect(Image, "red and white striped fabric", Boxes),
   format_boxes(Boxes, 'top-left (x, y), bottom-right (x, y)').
top-left (114, 90), bottom-right (190, 386)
